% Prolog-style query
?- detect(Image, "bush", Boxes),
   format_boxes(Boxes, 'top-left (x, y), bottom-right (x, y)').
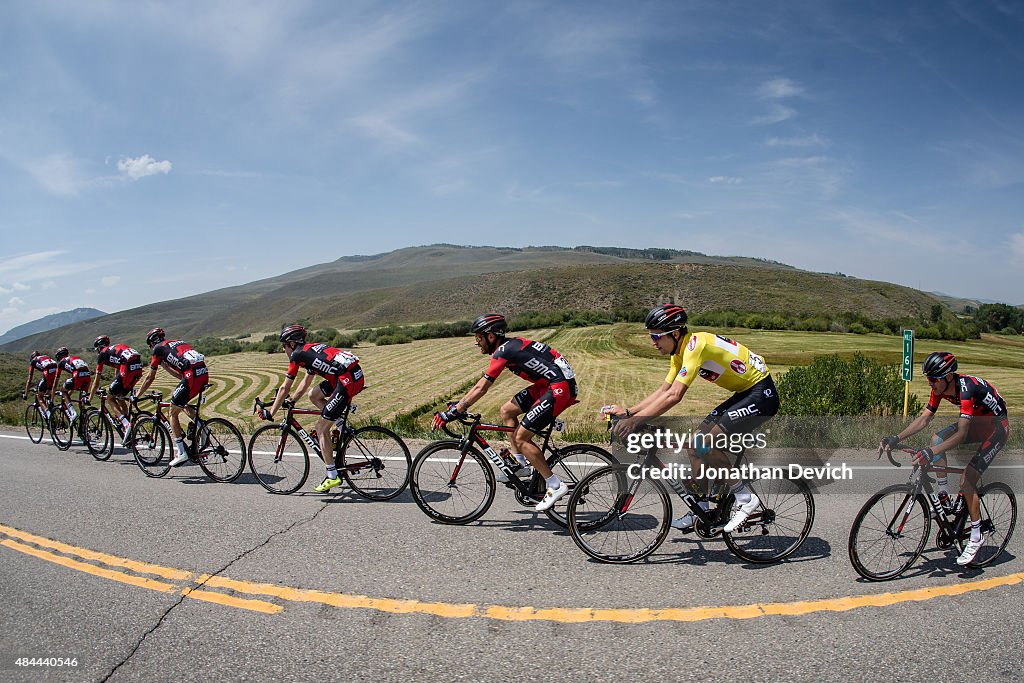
top-left (777, 353), bottom-right (922, 416)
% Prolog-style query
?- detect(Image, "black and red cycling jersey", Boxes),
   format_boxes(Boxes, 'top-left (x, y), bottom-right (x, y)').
top-left (55, 356), bottom-right (92, 381)
top-left (96, 344), bottom-right (143, 373)
top-left (150, 340), bottom-right (206, 373)
top-left (286, 343), bottom-right (360, 386)
top-left (483, 337), bottom-right (575, 386)
top-left (29, 355), bottom-right (58, 375)
top-left (926, 374), bottom-right (1007, 419)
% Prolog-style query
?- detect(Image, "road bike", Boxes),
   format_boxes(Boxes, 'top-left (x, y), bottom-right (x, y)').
top-left (85, 389), bottom-right (154, 461)
top-left (23, 389), bottom-right (52, 445)
top-left (132, 386), bottom-right (246, 482)
top-left (409, 412), bottom-right (617, 527)
top-left (848, 447), bottom-right (1017, 580)
top-left (565, 419), bottom-right (814, 564)
top-left (248, 397), bottom-right (411, 498)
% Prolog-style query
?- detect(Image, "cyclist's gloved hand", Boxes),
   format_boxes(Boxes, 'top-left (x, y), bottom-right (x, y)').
top-left (258, 408), bottom-right (273, 421)
top-left (21, 391), bottom-right (27, 401)
top-left (129, 393), bottom-right (138, 405)
top-left (912, 447), bottom-right (939, 467)
top-left (881, 435), bottom-right (900, 450)
top-left (432, 403), bottom-right (463, 430)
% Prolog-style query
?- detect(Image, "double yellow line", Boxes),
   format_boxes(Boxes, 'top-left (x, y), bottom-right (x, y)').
top-left (2, 523), bottom-right (1022, 623)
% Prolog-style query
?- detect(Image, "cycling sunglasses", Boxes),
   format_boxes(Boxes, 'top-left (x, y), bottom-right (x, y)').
top-left (649, 331), bottom-right (675, 342)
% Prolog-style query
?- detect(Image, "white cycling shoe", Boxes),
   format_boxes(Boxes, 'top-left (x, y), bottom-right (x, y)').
top-left (723, 494), bottom-right (761, 533)
top-left (535, 482), bottom-right (569, 511)
top-left (169, 451), bottom-right (191, 467)
top-left (671, 513), bottom-right (697, 532)
top-left (956, 537), bottom-right (985, 565)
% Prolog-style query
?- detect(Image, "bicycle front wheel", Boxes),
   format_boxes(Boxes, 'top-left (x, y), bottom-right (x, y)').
top-left (954, 482), bottom-right (1017, 568)
top-left (24, 405), bottom-right (45, 444)
top-left (542, 444), bottom-right (619, 528)
top-left (194, 418), bottom-right (247, 482)
top-left (848, 484), bottom-right (931, 581)
top-left (85, 409), bottom-right (112, 460)
top-left (131, 416), bottom-right (173, 478)
top-left (338, 425), bottom-right (411, 501)
top-left (49, 409), bottom-right (74, 451)
top-left (409, 441), bottom-right (495, 524)
top-left (724, 477), bottom-right (815, 563)
top-left (566, 465), bottom-right (671, 564)
top-left (248, 425), bottom-right (310, 494)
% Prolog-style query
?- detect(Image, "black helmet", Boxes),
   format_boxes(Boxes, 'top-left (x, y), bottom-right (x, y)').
top-left (645, 304), bottom-right (688, 331)
top-left (30, 351), bottom-right (40, 361)
top-left (279, 324), bottom-right (307, 345)
top-left (471, 313), bottom-right (507, 335)
top-left (93, 335), bottom-right (110, 350)
top-left (54, 347), bottom-right (69, 361)
top-left (146, 327), bottom-right (166, 347)
top-left (922, 351), bottom-right (957, 378)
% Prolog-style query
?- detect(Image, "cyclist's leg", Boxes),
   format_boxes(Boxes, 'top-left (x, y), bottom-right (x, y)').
top-left (956, 420), bottom-right (1007, 565)
top-left (309, 380), bottom-right (334, 466)
top-left (931, 422), bottom-right (959, 496)
top-left (503, 386), bottom-right (534, 467)
top-left (520, 380), bottom-right (577, 510)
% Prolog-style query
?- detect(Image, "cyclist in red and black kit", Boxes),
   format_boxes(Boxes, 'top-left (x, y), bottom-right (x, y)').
top-left (134, 328), bottom-right (211, 467)
top-left (87, 335), bottom-right (144, 443)
top-left (881, 351), bottom-right (1010, 565)
top-left (50, 347), bottom-right (92, 426)
top-left (259, 324), bottom-right (365, 493)
top-left (433, 313), bottom-right (579, 512)
top-left (23, 351), bottom-right (59, 421)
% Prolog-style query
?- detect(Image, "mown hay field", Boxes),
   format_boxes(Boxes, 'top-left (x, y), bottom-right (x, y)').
top-left (130, 325), bottom-right (1024, 435)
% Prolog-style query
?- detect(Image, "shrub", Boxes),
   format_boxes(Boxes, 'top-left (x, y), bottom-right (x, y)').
top-left (777, 353), bottom-right (922, 416)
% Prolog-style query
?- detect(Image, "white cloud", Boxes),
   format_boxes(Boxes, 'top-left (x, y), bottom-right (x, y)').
top-left (8, 297), bottom-right (25, 306)
top-left (101, 276), bottom-right (121, 287)
top-left (766, 134), bottom-right (828, 147)
top-left (1010, 231), bottom-right (1024, 260)
top-left (118, 154), bottom-right (172, 180)
top-left (759, 78), bottom-right (804, 99)
top-left (12, 282), bottom-right (29, 291)
top-left (708, 176), bottom-right (743, 185)
top-left (753, 104), bottom-right (797, 125)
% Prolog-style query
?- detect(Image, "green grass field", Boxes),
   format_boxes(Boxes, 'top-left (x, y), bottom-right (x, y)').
top-left (3, 326), bottom-right (1021, 437)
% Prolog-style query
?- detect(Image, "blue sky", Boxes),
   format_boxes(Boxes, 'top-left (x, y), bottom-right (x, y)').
top-left (1, 0), bottom-right (1023, 334)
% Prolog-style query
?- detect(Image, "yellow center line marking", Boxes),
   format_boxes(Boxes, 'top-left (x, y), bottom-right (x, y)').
top-left (2, 524), bottom-right (1021, 623)
top-left (1, 539), bottom-right (176, 593)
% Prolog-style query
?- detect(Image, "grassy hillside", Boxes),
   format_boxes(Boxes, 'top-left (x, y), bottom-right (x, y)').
top-left (4, 326), bottom-right (1019, 436)
top-left (2, 245), bottom-right (945, 354)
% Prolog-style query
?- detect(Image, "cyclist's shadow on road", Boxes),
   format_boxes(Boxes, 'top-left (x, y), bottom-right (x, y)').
top-left (640, 534), bottom-right (833, 568)
top-left (853, 548), bottom-right (1019, 584)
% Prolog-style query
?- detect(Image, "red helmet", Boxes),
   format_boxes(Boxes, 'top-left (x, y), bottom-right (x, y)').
top-left (279, 324), bottom-right (307, 345)
top-left (645, 304), bottom-right (688, 331)
top-left (146, 327), bottom-right (166, 347)
top-left (471, 313), bottom-right (507, 335)
top-left (93, 335), bottom-right (110, 350)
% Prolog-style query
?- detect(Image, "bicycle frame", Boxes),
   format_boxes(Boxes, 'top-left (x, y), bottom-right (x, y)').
top-left (880, 448), bottom-right (975, 543)
top-left (252, 397), bottom-right (358, 468)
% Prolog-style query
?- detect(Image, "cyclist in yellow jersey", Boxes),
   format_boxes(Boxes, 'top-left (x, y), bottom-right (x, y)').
top-left (604, 305), bottom-right (779, 533)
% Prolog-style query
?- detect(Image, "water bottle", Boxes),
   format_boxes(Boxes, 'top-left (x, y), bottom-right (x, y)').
top-left (937, 491), bottom-right (952, 513)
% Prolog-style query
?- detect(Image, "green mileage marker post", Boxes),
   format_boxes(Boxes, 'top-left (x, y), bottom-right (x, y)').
top-left (902, 329), bottom-right (914, 416)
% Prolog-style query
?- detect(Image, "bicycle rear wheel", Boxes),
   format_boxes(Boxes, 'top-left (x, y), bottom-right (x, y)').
top-left (724, 477), bottom-right (815, 563)
top-left (24, 405), bottom-right (45, 444)
top-left (49, 408), bottom-right (74, 451)
top-left (566, 465), bottom-right (671, 564)
top-left (131, 416), bottom-right (173, 478)
top-left (194, 418), bottom-right (247, 482)
top-left (953, 482), bottom-right (1017, 568)
top-left (409, 441), bottom-right (495, 524)
top-left (248, 425), bottom-right (310, 494)
top-left (848, 484), bottom-right (931, 581)
top-left (542, 444), bottom-right (619, 528)
top-left (85, 410), bottom-right (112, 460)
top-left (338, 425), bottom-right (411, 501)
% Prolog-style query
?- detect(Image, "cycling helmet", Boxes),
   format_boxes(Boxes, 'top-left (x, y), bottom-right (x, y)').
top-left (93, 335), bottom-right (110, 350)
top-left (644, 304), bottom-right (688, 331)
top-left (146, 327), bottom-right (166, 347)
top-left (922, 351), bottom-right (958, 378)
top-left (279, 324), bottom-right (307, 345)
top-left (471, 313), bottom-right (507, 336)
top-left (54, 347), bottom-right (69, 361)
top-left (30, 351), bottom-right (40, 361)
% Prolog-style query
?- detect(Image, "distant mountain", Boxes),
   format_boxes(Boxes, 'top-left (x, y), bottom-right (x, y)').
top-left (0, 308), bottom-right (107, 346)
top-left (0, 245), bottom-right (945, 353)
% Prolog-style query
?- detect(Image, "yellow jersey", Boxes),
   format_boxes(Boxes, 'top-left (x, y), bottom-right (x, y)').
top-left (665, 331), bottom-right (770, 393)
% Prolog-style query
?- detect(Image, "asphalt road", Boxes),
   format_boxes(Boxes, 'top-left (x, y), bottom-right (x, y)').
top-left (1, 429), bottom-right (1022, 683)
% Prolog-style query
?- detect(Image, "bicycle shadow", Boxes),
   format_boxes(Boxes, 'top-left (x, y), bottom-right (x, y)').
top-left (637, 534), bottom-right (832, 568)
top-left (853, 548), bottom-right (1020, 583)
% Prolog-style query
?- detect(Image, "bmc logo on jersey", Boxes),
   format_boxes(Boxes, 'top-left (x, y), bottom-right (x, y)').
top-left (730, 360), bottom-right (747, 374)
top-left (727, 405), bottom-right (759, 421)
top-left (525, 399), bottom-right (551, 421)
top-left (312, 358), bottom-right (338, 375)
top-left (524, 358), bottom-right (558, 380)
top-left (687, 336), bottom-right (698, 351)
